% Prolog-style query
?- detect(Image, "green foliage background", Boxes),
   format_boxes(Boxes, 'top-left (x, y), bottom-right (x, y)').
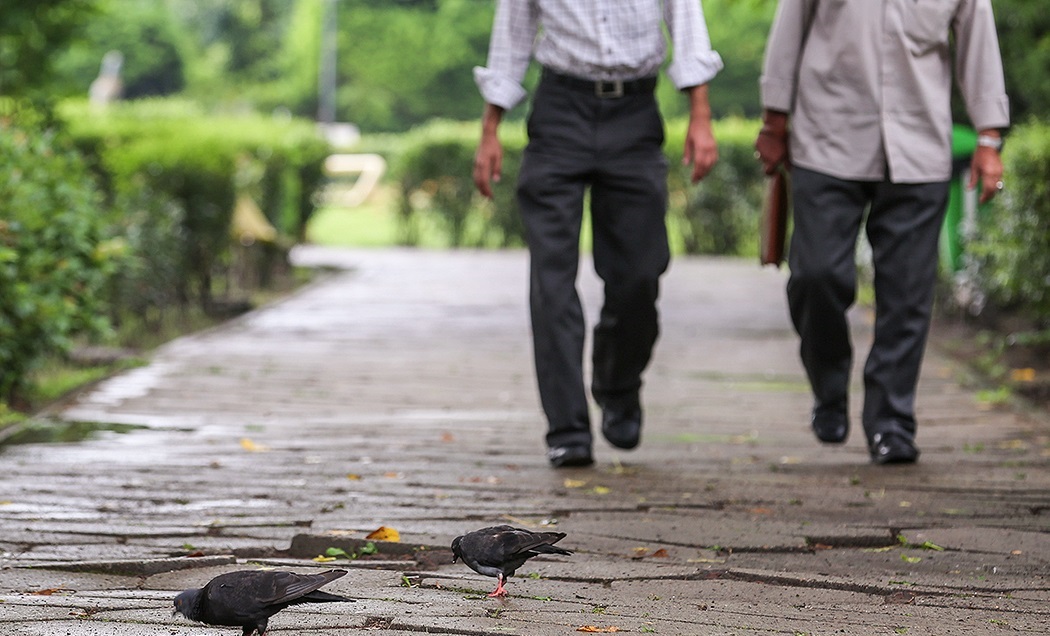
top-left (1, 0), bottom-right (1049, 411)
top-left (0, 123), bottom-right (118, 404)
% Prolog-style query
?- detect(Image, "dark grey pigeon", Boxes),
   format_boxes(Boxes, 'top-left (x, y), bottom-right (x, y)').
top-left (172, 568), bottom-right (354, 636)
top-left (451, 525), bottom-right (572, 597)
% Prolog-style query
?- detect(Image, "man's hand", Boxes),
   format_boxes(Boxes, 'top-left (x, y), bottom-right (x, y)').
top-left (683, 84), bottom-right (718, 183)
top-left (473, 103), bottom-right (505, 199)
top-left (969, 130), bottom-right (1004, 204)
top-left (755, 109), bottom-right (789, 175)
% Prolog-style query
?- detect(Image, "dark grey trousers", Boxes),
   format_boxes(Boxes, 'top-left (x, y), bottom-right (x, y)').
top-left (516, 76), bottom-right (670, 449)
top-left (787, 166), bottom-right (950, 443)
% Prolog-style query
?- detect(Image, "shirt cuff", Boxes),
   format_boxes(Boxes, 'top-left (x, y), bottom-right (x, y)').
top-left (967, 95), bottom-right (1011, 132)
top-left (759, 76), bottom-right (796, 113)
top-left (474, 66), bottom-right (529, 111)
top-left (667, 51), bottom-right (724, 90)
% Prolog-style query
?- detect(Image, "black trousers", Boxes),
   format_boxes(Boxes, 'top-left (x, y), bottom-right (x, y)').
top-left (787, 166), bottom-right (950, 443)
top-left (516, 75), bottom-right (670, 449)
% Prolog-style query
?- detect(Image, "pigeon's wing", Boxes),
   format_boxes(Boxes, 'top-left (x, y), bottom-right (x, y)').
top-left (260, 570), bottom-right (348, 605)
top-left (498, 528), bottom-right (569, 560)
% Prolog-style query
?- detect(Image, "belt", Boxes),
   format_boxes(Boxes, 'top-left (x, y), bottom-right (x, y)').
top-left (542, 68), bottom-right (657, 99)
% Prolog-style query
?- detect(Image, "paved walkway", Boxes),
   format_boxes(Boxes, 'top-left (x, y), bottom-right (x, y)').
top-left (1, 246), bottom-right (1048, 635)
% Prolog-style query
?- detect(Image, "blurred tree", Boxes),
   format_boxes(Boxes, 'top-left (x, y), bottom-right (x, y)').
top-left (993, 0), bottom-right (1050, 123)
top-left (701, 0), bottom-right (776, 119)
top-left (52, 0), bottom-right (184, 100)
top-left (166, 0), bottom-right (293, 103)
top-left (26, 0), bottom-right (1043, 133)
top-left (0, 0), bottom-right (100, 102)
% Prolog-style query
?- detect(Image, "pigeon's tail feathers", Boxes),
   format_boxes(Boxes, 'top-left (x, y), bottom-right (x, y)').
top-left (531, 543), bottom-right (573, 557)
top-left (263, 569), bottom-right (349, 605)
top-left (300, 590), bottom-right (355, 603)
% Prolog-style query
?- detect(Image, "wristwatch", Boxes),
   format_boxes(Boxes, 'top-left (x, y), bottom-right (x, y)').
top-left (977, 134), bottom-right (1004, 152)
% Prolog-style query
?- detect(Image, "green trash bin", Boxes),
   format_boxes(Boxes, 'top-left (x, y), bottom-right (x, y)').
top-left (940, 125), bottom-right (988, 273)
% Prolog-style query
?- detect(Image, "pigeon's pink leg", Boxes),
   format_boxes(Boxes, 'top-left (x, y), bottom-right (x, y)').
top-left (487, 575), bottom-right (508, 597)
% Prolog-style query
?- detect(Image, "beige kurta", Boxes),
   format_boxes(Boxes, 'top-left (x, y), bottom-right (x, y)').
top-left (760, 0), bottom-right (1010, 183)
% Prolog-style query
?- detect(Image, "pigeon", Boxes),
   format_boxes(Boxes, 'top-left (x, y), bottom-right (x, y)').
top-left (172, 568), bottom-right (354, 636)
top-left (451, 525), bottom-right (572, 597)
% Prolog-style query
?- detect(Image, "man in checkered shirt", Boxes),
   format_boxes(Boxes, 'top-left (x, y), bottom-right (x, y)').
top-left (473, 1), bottom-right (723, 468)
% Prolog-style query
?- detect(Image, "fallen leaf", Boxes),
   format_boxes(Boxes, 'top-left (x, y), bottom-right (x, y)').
top-left (901, 554), bottom-right (922, 564)
top-left (239, 438), bottom-right (269, 452)
top-left (590, 486), bottom-right (611, 495)
top-left (1011, 550), bottom-right (1023, 555)
top-left (563, 479), bottom-right (587, 488)
top-left (651, 548), bottom-right (669, 558)
top-left (441, 432), bottom-right (455, 443)
top-left (346, 473), bottom-right (362, 481)
top-left (30, 588), bottom-right (64, 596)
top-left (366, 525), bottom-right (401, 542)
top-left (312, 555), bottom-right (337, 562)
top-left (577, 626), bottom-right (619, 633)
top-left (749, 507), bottom-right (774, 515)
top-left (383, 472), bottom-right (404, 479)
top-left (1010, 368), bottom-right (1036, 382)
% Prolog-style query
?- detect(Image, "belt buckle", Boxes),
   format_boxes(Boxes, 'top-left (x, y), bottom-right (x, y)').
top-left (595, 79), bottom-right (624, 98)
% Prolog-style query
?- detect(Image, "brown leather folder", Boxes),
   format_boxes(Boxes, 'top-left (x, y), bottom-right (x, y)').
top-left (760, 168), bottom-right (789, 268)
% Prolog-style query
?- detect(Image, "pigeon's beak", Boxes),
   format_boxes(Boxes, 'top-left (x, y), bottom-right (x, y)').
top-left (451, 555), bottom-right (458, 563)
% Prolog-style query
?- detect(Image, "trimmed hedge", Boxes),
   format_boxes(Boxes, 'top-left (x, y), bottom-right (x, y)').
top-left (392, 117), bottom-right (765, 256)
top-left (58, 99), bottom-right (330, 308)
top-left (0, 121), bottom-right (120, 404)
top-left (967, 120), bottom-right (1050, 325)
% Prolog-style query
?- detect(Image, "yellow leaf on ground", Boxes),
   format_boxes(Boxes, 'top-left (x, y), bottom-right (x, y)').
top-left (346, 473), bottom-right (362, 480)
top-left (366, 525), bottom-right (401, 542)
top-left (564, 479), bottom-right (587, 488)
top-left (312, 555), bottom-right (337, 562)
top-left (1010, 368), bottom-right (1036, 382)
top-left (577, 626), bottom-right (619, 633)
top-left (239, 438), bottom-right (269, 452)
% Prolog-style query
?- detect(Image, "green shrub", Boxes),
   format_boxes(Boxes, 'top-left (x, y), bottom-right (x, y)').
top-left (392, 120), bottom-right (527, 249)
top-left (58, 98), bottom-right (330, 308)
top-left (0, 122), bottom-right (121, 404)
top-left (392, 117), bottom-right (764, 255)
top-left (968, 120), bottom-right (1050, 324)
top-left (665, 117), bottom-right (765, 257)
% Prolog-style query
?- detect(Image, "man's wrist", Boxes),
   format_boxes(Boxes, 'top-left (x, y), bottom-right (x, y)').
top-left (976, 134), bottom-right (1003, 152)
top-left (760, 110), bottom-right (789, 136)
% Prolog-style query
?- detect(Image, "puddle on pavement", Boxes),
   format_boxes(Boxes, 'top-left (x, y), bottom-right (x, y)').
top-left (1, 417), bottom-right (147, 446)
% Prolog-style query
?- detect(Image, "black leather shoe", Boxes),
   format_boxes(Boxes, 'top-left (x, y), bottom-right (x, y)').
top-left (547, 445), bottom-right (594, 468)
top-left (601, 398), bottom-right (642, 450)
top-left (869, 432), bottom-right (920, 465)
top-left (811, 406), bottom-right (849, 444)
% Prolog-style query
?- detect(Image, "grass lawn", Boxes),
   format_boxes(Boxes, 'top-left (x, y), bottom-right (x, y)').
top-left (306, 186), bottom-right (400, 247)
